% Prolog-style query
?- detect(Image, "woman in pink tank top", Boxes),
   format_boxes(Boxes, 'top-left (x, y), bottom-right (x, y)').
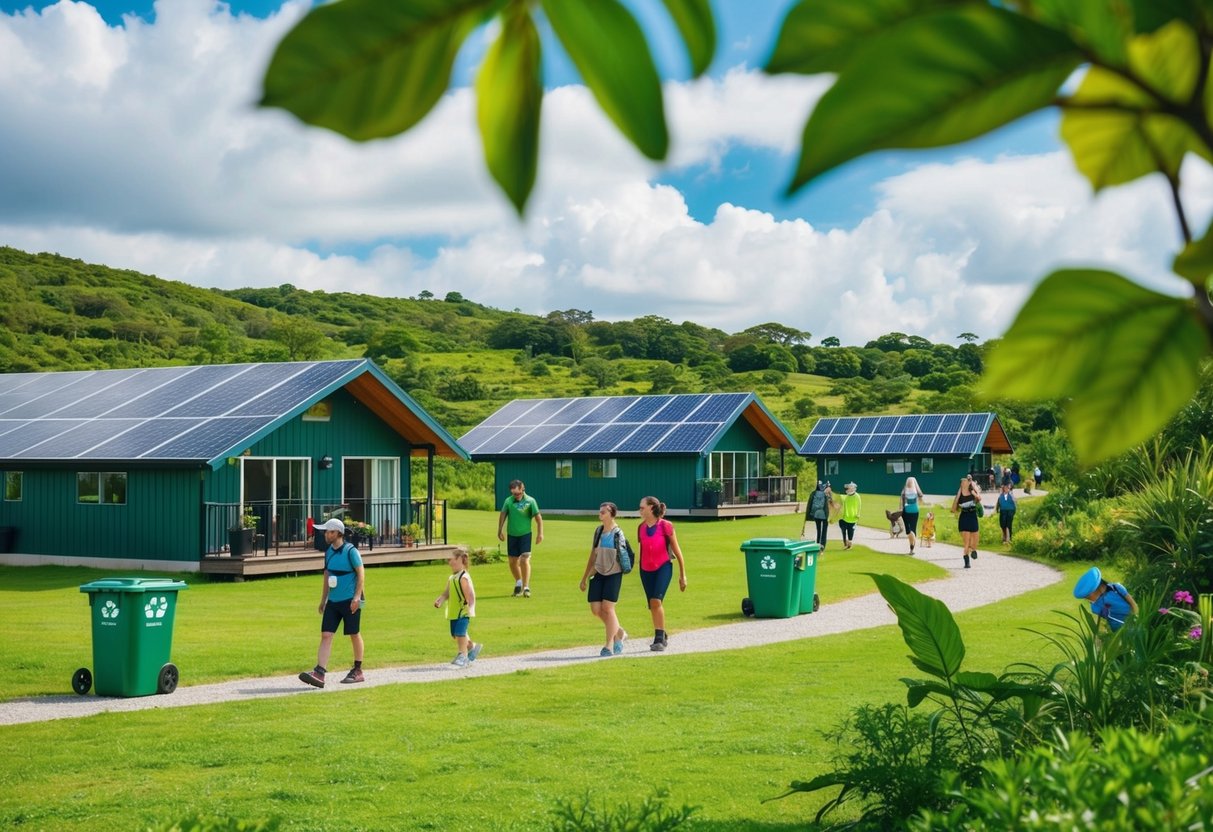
top-left (637, 496), bottom-right (687, 652)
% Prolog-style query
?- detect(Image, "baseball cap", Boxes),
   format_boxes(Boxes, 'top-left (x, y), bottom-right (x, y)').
top-left (316, 518), bottom-right (345, 534)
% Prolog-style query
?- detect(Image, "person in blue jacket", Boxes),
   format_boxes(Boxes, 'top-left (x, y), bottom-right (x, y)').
top-left (1073, 567), bottom-right (1138, 631)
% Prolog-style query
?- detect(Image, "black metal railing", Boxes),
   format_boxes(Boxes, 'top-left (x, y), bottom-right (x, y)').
top-left (202, 498), bottom-right (447, 556)
top-left (695, 476), bottom-right (797, 508)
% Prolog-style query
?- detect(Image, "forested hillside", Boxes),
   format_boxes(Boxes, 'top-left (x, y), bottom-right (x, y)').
top-left (0, 246), bottom-right (1065, 501)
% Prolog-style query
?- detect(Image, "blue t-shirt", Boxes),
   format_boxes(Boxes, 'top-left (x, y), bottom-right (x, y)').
top-left (997, 493), bottom-right (1017, 512)
top-left (1091, 583), bottom-right (1133, 630)
top-left (325, 542), bottom-right (363, 602)
top-left (902, 490), bottom-right (919, 514)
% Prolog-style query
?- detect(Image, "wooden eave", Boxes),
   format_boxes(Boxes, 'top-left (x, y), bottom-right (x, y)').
top-left (344, 374), bottom-right (464, 458)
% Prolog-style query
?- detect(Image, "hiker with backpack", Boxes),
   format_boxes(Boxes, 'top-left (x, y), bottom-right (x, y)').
top-left (637, 496), bottom-right (687, 652)
top-left (579, 501), bottom-right (631, 657)
top-left (806, 481), bottom-right (838, 549)
top-left (299, 518), bottom-right (366, 688)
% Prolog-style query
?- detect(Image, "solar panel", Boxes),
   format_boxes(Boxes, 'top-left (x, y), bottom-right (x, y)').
top-left (518, 398), bottom-right (575, 424)
top-left (652, 394), bottom-right (709, 422)
top-left (456, 425), bottom-right (505, 454)
top-left (885, 434), bottom-right (912, 453)
top-left (895, 415), bottom-right (923, 433)
top-left (105, 365), bottom-right (241, 418)
top-left (618, 396), bottom-right (673, 422)
top-left (814, 417), bottom-right (839, 436)
top-left (851, 416), bottom-right (879, 435)
top-left (85, 420), bottom-right (198, 460)
top-left (800, 435), bottom-right (826, 455)
top-left (168, 365), bottom-right (305, 418)
top-left (543, 397), bottom-right (603, 425)
top-left (906, 435), bottom-right (935, 454)
top-left (918, 415), bottom-right (944, 433)
top-left (875, 416), bottom-right (899, 434)
top-left (481, 399), bottom-right (542, 427)
top-left (834, 417), bottom-right (859, 435)
top-left (615, 423), bottom-right (674, 453)
top-left (539, 423), bottom-right (603, 453)
top-left (688, 393), bottom-right (748, 423)
top-left (954, 432), bottom-right (985, 455)
top-left (471, 425), bottom-right (538, 455)
top-left (12, 419), bottom-right (145, 459)
top-left (0, 420), bottom-right (88, 457)
top-left (963, 414), bottom-right (988, 432)
top-left (577, 423), bottom-right (641, 453)
top-left (579, 397), bottom-right (638, 424)
top-left (504, 426), bottom-right (563, 454)
top-left (0, 370), bottom-right (143, 419)
top-left (820, 435), bottom-right (846, 453)
top-left (230, 361), bottom-right (360, 417)
top-left (864, 434), bottom-right (891, 453)
top-left (940, 414), bottom-right (966, 432)
top-left (653, 422), bottom-right (719, 453)
top-left (65, 367), bottom-right (197, 418)
top-left (0, 371), bottom-right (94, 417)
top-left (842, 434), bottom-right (868, 453)
top-left (930, 434), bottom-right (958, 454)
top-left (143, 417), bottom-right (270, 459)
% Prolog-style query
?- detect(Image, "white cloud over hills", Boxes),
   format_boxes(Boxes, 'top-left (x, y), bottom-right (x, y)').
top-left (0, 0), bottom-right (1202, 345)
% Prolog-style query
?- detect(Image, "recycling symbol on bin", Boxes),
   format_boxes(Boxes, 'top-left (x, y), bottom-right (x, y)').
top-left (761, 555), bottom-right (777, 570)
top-left (144, 596), bottom-right (168, 619)
top-left (100, 600), bottom-right (119, 619)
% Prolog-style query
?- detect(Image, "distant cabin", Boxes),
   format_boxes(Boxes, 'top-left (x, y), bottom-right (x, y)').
top-left (798, 412), bottom-right (1013, 495)
top-left (0, 359), bottom-right (466, 574)
top-left (461, 392), bottom-right (801, 516)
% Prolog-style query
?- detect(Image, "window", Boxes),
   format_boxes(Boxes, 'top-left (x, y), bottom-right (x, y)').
top-left (921, 457), bottom-right (935, 474)
top-left (588, 458), bottom-right (617, 478)
top-left (555, 459), bottom-right (572, 479)
top-left (4, 471), bottom-right (20, 501)
top-left (709, 451), bottom-right (762, 480)
top-left (824, 459), bottom-right (839, 476)
top-left (77, 472), bottom-right (127, 505)
top-left (886, 458), bottom-right (911, 475)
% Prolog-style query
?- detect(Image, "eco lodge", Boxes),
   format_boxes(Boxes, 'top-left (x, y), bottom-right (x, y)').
top-left (0, 359), bottom-right (465, 577)
top-left (460, 392), bottom-right (802, 516)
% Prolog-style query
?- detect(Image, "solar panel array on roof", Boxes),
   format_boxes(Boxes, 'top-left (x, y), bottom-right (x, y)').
top-left (0, 360), bottom-right (364, 463)
top-left (460, 393), bottom-right (752, 456)
top-left (799, 413), bottom-right (994, 457)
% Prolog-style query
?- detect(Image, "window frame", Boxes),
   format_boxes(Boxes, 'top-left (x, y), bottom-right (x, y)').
top-left (555, 458), bottom-right (573, 479)
top-left (3, 471), bottom-right (21, 502)
top-left (77, 471), bottom-right (127, 505)
top-left (587, 458), bottom-right (617, 479)
top-left (886, 458), bottom-right (912, 475)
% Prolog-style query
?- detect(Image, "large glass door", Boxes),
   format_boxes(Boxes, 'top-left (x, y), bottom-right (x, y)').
top-left (343, 457), bottom-right (399, 537)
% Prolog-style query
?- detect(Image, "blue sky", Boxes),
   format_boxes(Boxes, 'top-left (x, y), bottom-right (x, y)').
top-left (0, 1), bottom-right (1190, 342)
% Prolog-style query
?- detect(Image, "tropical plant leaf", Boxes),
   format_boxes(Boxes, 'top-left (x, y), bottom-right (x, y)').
top-left (1173, 219), bottom-right (1213, 285)
top-left (868, 573), bottom-right (965, 680)
top-left (660, 0), bottom-right (716, 77)
top-left (1026, 0), bottom-right (1135, 66)
top-left (954, 670), bottom-right (999, 691)
top-left (765, 0), bottom-right (962, 76)
top-left (902, 677), bottom-right (952, 707)
top-left (540, 0), bottom-right (669, 160)
top-left (1127, 20), bottom-right (1200, 103)
top-left (261, 0), bottom-right (497, 141)
top-left (789, 5), bottom-right (1081, 191)
top-left (477, 7), bottom-right (543, 214)
top-left (1131, 0), bottom-right (1199, 33)
top-left (983, 269), bottom-right (1211, 463)
top-left (1060, 66), bottom-right (1204, 189)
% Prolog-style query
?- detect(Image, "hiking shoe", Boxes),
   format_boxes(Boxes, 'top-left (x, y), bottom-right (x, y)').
top-left (970, 550), bottom-right (978, 560)
top-left (467, 642), bottom-right (483, 662)
top-left (298, 670), bottom-right (325, 688)
top-left (451, 655), bottom-right (469, 668)
top-left (599, 647), bottom-right (612, 657)
top-left (340, 668), bottom-right (365, 684)
top-left (651, 640), bottom-right (666, 652)
top-left (512, 585), bottom-right (523, 597)
top-left (523, 587), bottom-right (531, 598)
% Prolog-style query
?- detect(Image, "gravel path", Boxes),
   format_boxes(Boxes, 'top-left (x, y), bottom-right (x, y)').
top-left (1, 503), bottom-right (1060, 727)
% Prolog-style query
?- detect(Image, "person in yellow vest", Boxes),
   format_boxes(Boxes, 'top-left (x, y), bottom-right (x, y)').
top-left (837, 482), bottom-right (862, 550)
top-left (434, 549), bottom-right (481, 668)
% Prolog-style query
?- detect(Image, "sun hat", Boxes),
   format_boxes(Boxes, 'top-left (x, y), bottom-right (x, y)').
top-left (316, 518), bottom-right (345, 533)
top-left (1073, 566), bottom-right (1102, 598)
top-left (844, 482), bottom-right (857, 493)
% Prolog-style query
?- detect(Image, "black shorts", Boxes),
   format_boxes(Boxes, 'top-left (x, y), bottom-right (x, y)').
top-left (507, 534), bottom-right (532, 558)
top-left (903, 512), bottom-right (919, 534)
top-left (322, 599), bottom-right (362, 635)
top-left (640, 560), bottom-right (673, 602)
top-left (587, 571), bottom-right (623, 603)
top-left (958, 509), bottom-right (980, 533)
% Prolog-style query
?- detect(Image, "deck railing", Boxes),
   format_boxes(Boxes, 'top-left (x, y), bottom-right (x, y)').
top-left (203, 498), bottom-right (447, 555)
top-left (695, 476), bottom-right (797, 508)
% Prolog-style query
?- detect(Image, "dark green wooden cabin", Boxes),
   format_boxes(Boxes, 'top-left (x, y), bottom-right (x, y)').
top-left (461, 393), bottom-right (800, 516)
top-left (0, 359), bottom-right (466, 570)
top-left (798, 412), bottom-right (1013, 496)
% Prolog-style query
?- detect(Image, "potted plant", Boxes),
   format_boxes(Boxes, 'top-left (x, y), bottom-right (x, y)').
top-left (228, 508), bottom-right (259, 557)
top-left (702, 478), bottom-right (723, 508)
top-left (401, 522), bottom-right (423, 547)
top-left (346, 519), bottom-right (376, 549)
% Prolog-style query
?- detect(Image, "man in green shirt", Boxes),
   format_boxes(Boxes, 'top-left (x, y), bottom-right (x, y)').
top-left (498, 479), bottom-right (543, 597)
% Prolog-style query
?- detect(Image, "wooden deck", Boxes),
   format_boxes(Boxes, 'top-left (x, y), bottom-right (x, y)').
top-left (200, 543), bottom-right (456, 579)
top-left (686, 501), bottom-right (802, 519)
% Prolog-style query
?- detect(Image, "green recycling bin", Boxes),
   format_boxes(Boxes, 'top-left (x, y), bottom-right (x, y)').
top-left (75, 577), bottom-right (189, 697)
top-left (795, 542), bottom-right (822, 614)
top-left (741, 538), bottom-right (820, 618)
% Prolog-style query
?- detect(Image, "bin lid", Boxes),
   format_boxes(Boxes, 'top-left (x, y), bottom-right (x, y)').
top-left (80, 577), bottom-right (190, 593)
top-left (741, 538), bottom-right (820, 554)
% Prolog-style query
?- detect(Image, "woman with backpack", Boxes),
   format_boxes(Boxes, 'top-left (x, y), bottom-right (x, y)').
top-left (579, 502), bottom-right (630, 657)
top-left (637, 496), bottom-right (687, 652)
top-left (806, 481), bottom-right (836, 548)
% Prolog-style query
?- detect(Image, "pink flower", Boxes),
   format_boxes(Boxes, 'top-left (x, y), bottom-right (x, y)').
top-left (1189, 627), bottom-right (1203, 641)
top-left (1159, 608), bottom-right (1171, 615)
top-left (1174, 590), bottom-right (1195, 605)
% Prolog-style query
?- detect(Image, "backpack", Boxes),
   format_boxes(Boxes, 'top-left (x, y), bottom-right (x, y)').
top-left (809, 490), bottom-right (828, 517)
top-left (593, 525), bottom-right (634, 574)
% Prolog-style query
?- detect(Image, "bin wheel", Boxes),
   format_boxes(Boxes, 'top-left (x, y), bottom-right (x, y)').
top-left (157, 663), bottom-right (179, 695)
top-left (741, 597), bottom-right (755, 617)
top-left (72, 667), bottom-right (92, 696)
top-left (813, 593), bottom-right (821, 612)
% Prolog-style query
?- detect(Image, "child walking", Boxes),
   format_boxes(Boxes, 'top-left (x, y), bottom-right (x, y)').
top-left (920, 512), bottom-right (936, 548)
top-left (434, 549), bottom-right (482, 668)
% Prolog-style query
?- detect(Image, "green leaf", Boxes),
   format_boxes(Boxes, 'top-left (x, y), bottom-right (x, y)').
top-left (261, 0), bottom-right (495, 141)
top-left (1131, 0), bottom-right (1198, 33)
top-left (765, 0), bottom-right (962, 76)
top-left (1026, 0), bottom-right (1135, 66)
top-left (1173, 220), bottom-right (1213, 284)
top-left (476, 8), bottom-right (543, 214)
top-left (982, 269), bottom-right (1211, 462)
top-left (902, 677), bottom-right (952, 707)
top-left (789, 5), bottom-right (1081, 192)
top-left (954, 670), bottom-right (999, 691)
top-left (1127, 20), bottom-right (1200, 104)
top-left (661, 0), bottom-right (716, 77)
top-left (1060, 67), bottom-right (1204, 189)
top-left (868, 573), bottom-right (965, 680)
top-left (541, 0), bottom-right (669, 160)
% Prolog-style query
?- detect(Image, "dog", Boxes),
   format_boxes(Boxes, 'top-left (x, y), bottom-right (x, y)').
top-left (885, 509), bottom-right (905, 538)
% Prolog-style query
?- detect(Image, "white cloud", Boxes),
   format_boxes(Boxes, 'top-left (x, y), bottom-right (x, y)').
top-left (1, 0), bottom-right (1206, 348)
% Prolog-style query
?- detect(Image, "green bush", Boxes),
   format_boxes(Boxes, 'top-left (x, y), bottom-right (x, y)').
top-left (909, 723), bottom-right (1213, 831)
top-left (447, 488), bottom-right (494, 512)
top-left (550, 789), bottom-right (696, 831)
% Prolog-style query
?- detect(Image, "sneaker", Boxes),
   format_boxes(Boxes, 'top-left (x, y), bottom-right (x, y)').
top-left (613, 639), bottom-right (624, 655)
top-left (599, 647), bottom-right (612, 657)
top-left (523, 587), bottom-right (531, 598)
top-left (451, 655), bottom-right (469, 668)
top-left (512, 585), bottom-right (523, 597)
top-left (650, 640), bottom-right (666, 652)
top-left (298, 670), bottom-right (325, 688)
top-left (340, 668), bottom-right (365, 684)
top-left (467, 642), bottom-right (483, 662)
top-left (971, 550), bottom-right (978, 560)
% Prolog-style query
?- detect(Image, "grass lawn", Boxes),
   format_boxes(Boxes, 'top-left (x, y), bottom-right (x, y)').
top-left (0, 559), bottom-right (1089, 831)
top-left (0, 510), bottom-right (945, 701)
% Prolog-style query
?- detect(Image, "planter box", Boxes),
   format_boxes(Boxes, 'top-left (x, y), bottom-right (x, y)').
top-left (228, 528), bottom-right (254, 557)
